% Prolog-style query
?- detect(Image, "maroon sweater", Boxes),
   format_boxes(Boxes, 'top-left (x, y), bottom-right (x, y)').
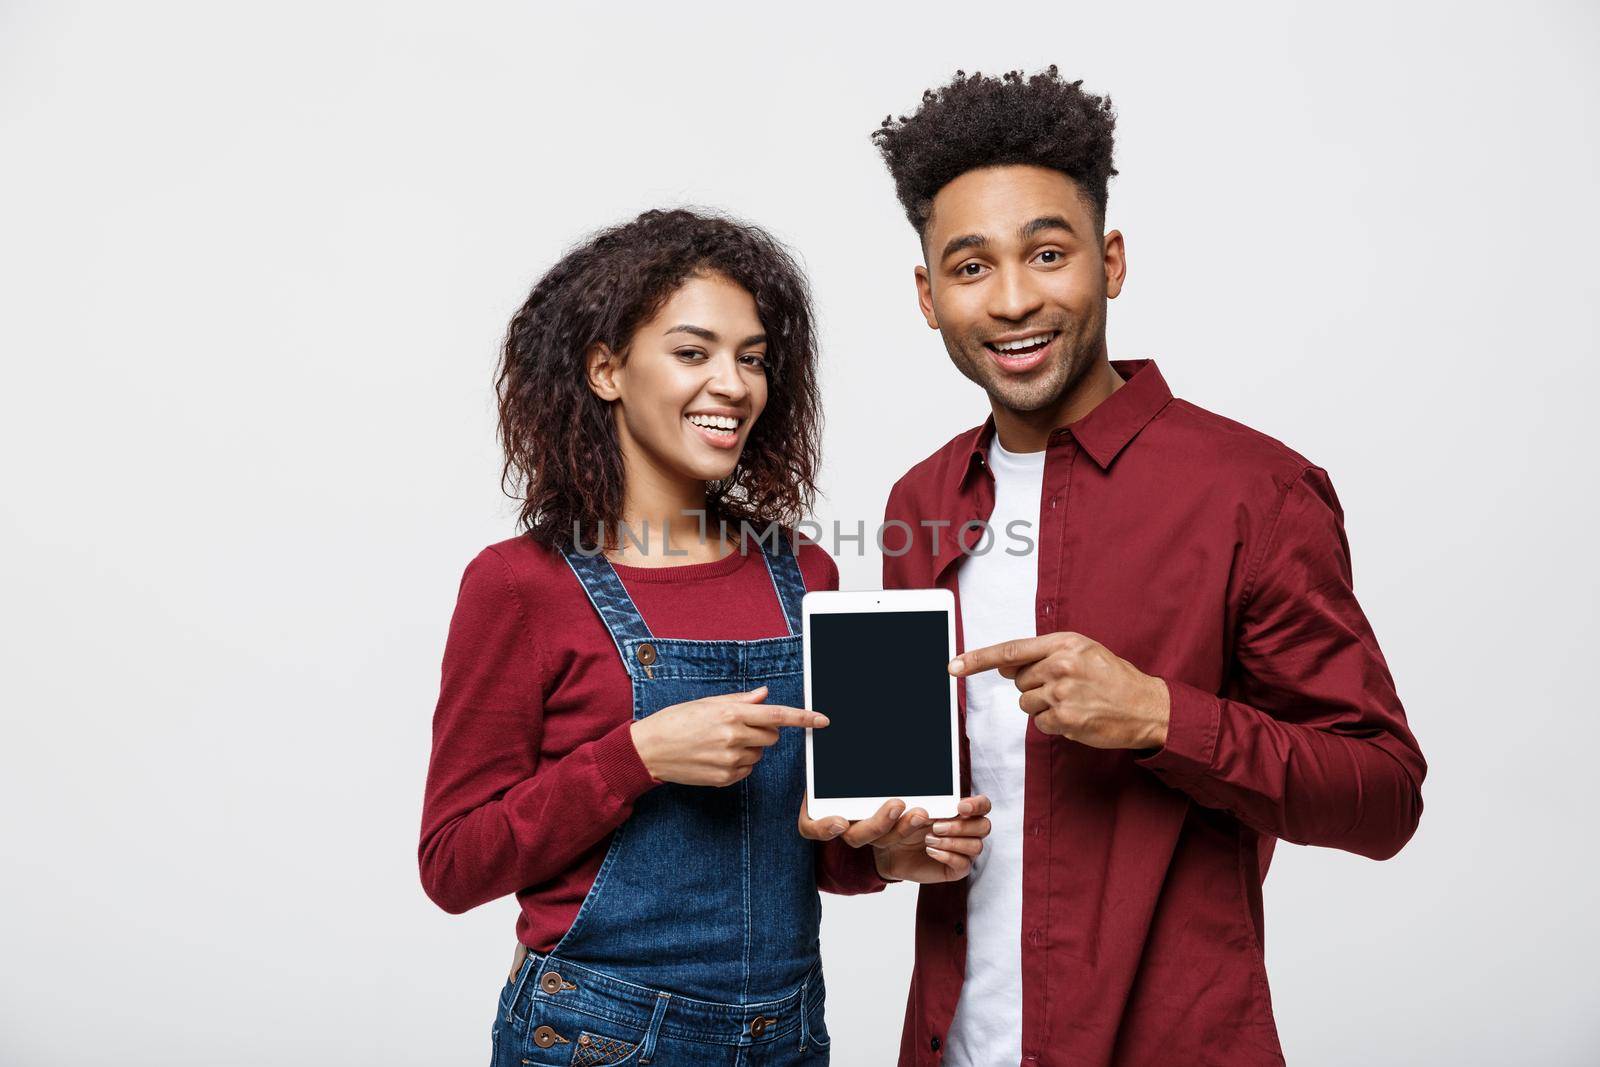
top-left (419, 533), bottom-right (884, 951)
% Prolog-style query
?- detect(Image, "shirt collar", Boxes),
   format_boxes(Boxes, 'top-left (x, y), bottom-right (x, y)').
top-left (956, 359), bottom-right (1173, 491)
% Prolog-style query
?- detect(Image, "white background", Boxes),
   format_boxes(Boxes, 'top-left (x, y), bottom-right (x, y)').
top-left (3, 2), bottom-right (1597, 1064)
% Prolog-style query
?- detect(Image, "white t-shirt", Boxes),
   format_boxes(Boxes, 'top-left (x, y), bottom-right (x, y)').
top-left (944, 437), bottom-right (1045, 1067)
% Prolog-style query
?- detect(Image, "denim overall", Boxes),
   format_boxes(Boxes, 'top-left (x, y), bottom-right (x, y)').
top-left (491, 539), bottom-right (829, 1067)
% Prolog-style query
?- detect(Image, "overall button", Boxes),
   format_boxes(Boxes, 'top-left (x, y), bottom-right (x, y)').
top-left (749, 1015), bottom-right (774, 1037)
top-left (539, 971), bottom-right (565, 994)
top-left (636, 643), bottom-right (657, 666)
top-left (532, 1025), bottom-right (568, 1048)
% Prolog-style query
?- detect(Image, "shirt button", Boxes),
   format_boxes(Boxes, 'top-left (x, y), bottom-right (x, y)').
top-left (954, 920), bottom-right (965, 936)
top-left (1029, 823), bottom-right (1042, 837)
top-left (1049, 497), bottom-right (1059, 509)
top-left (1029, 928), bottom-right (1043, 946)
top-left (1041, 602), bottom-right (1053, 617)
top-left (931, 1034), bottom-right (942, 1052)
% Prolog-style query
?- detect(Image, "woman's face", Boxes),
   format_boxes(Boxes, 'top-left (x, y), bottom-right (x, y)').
top-left (588, 271), bottom-right (770, 491)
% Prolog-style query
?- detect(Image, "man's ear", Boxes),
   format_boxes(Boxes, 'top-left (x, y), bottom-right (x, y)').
top-left (914, 265), bottom-right (939, 330)
top-left (1103, 229), bottom-right (1126, 300)
top-left (586, 342), bottom-right (623, 401)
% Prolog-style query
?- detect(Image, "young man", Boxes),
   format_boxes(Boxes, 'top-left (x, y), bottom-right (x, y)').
top-left (868, 69), bottom-right (1426, 1066)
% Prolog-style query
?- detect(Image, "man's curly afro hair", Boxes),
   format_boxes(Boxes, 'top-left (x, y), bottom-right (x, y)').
top-left (872, 66), bottom-right (1118, 240)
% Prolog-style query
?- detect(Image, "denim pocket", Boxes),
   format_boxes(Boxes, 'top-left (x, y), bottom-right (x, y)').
top-left (802, 994), bottom-right (831, 1051)
top-left (569, 1029), bottom-right (641, 1065)
top-left (513, 1003), bottom-right (646, 1067)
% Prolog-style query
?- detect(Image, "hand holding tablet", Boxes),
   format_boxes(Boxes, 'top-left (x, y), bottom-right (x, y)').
top-left (797, 588), bottom-right (992, 881)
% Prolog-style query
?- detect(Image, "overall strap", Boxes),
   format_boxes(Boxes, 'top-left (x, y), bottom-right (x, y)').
top-left (561, 546), bottom-right (655, 656)
top-left (758, 536), bottom-right (807, 637)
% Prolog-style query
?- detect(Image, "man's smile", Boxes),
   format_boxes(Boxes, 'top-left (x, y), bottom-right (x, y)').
top-left (983, 329), bottom-right (1059, 373)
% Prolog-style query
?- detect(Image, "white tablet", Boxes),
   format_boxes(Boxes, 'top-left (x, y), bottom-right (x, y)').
top-left (802, 588), bottom-right (961, 822)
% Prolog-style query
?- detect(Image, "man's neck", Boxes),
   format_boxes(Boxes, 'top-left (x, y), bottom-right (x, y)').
top-left (991, 357), bottom-right (1124, 453)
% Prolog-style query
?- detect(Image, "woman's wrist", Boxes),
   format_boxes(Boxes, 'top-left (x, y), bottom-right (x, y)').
top-left (628, 719), bottom-right (664, 784)
top-left (870, 844), bottom-right (904, 883)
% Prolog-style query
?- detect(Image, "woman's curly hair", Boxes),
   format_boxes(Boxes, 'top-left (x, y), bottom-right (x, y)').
top-left (872, 66), bottom-right (1118, 239)
top-left (496, 208), bottom-right (822, 549)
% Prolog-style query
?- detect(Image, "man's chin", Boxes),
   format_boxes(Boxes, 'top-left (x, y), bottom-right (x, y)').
top-left (978, 372), bottom-right (1070, 415)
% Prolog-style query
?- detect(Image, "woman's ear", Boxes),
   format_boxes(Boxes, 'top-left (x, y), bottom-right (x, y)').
top-left (586, 342), bottom-right (623, 401)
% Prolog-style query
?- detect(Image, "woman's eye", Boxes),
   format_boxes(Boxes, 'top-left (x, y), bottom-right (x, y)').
top-left (675, 349), bottom-right (707, 361)
top-left (741, 354), bottom-right (769, 370)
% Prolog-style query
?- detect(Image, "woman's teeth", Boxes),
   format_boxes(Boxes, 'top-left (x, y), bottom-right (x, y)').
top-left (989, 332), bottom-right (1057, 355)
top-left (686, 414), bottom-right (740, 435)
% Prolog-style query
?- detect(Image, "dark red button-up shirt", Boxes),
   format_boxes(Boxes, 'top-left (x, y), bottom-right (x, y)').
top-left (882, 359), bottom-right (1425, 1066)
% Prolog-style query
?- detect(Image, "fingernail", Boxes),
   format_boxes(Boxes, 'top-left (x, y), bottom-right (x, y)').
top-left (948, 658), bottom-right (964, 673)
top-left (830, 822), bottom-right (846, 837)
top-left (924, 834), bottom-right (943, 846)
top-left (911, 815), bottom-right (928, 827)
top-left (958, 800), bottom-right (973, 814)
top-left (814, 715), bottom-right (830, 727)
top-left (931, 821), bottom-right (953, 835)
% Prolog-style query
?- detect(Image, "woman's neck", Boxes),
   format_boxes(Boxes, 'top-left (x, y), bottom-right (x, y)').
top-left (610, 465), bottom-right (727, 568)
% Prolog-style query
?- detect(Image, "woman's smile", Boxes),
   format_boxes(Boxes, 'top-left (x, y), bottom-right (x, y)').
top-left (685, 409), bottom-right (746, 449)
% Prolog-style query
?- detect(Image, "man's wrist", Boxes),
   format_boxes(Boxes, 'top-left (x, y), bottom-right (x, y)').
top-left (1141, 675), bottom-right (1171, 749)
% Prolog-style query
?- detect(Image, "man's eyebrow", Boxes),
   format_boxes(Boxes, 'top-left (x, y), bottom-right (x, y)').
top-left (940, 233), bottom-right (988, 261)
top-left (1021, 215), bottom-right (1075, 240)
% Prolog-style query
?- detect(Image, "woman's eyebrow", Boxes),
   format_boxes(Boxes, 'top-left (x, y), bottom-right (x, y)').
top-left (666, 324), bottom-right (718, 341)
top-left (666, 324), bottom-right (767, 347)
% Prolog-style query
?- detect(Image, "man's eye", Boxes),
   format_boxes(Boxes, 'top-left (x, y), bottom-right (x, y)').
top-left (1036, 250), bottom-right (1061, 264)
top-left (960, 262), bottom-right (985, 277)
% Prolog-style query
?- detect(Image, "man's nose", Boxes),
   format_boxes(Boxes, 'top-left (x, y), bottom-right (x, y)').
top-left (986, 263), bottom-right (1045, 323)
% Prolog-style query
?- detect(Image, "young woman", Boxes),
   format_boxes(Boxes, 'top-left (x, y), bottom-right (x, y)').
top-left (419, 209), bottom-right (989, 1067)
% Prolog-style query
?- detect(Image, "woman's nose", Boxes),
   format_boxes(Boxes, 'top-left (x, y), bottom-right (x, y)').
top-left (707, 354), bottom-right (750, 399)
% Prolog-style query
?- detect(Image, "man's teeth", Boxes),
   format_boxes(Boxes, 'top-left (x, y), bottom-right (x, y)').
top-left (992, 332), bottom-right (1057, 354)
top-left (687, 414), bottom-right (740, 432)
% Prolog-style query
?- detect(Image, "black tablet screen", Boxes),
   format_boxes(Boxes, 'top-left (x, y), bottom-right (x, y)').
top-left (809, 609), bottom-right (954, 799)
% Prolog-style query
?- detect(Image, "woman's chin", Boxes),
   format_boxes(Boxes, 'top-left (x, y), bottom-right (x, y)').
top-left (670, 452), bottom-right (742, 487)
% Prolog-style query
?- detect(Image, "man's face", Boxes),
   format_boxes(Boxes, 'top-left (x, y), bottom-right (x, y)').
top-left (914, 164), bottom-right (1124, 414)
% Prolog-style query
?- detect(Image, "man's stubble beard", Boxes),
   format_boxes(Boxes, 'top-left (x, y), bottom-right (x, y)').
top-left (941, 297), bottom-right (1108, 417)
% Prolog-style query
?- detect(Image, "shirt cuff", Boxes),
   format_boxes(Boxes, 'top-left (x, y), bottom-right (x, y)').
top-left (1135, 678), bottom-right (1220, 777)
top-left (593, 719), bottom-right (660, 803)
top-left (817, 838), bottom-right (893, 894)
